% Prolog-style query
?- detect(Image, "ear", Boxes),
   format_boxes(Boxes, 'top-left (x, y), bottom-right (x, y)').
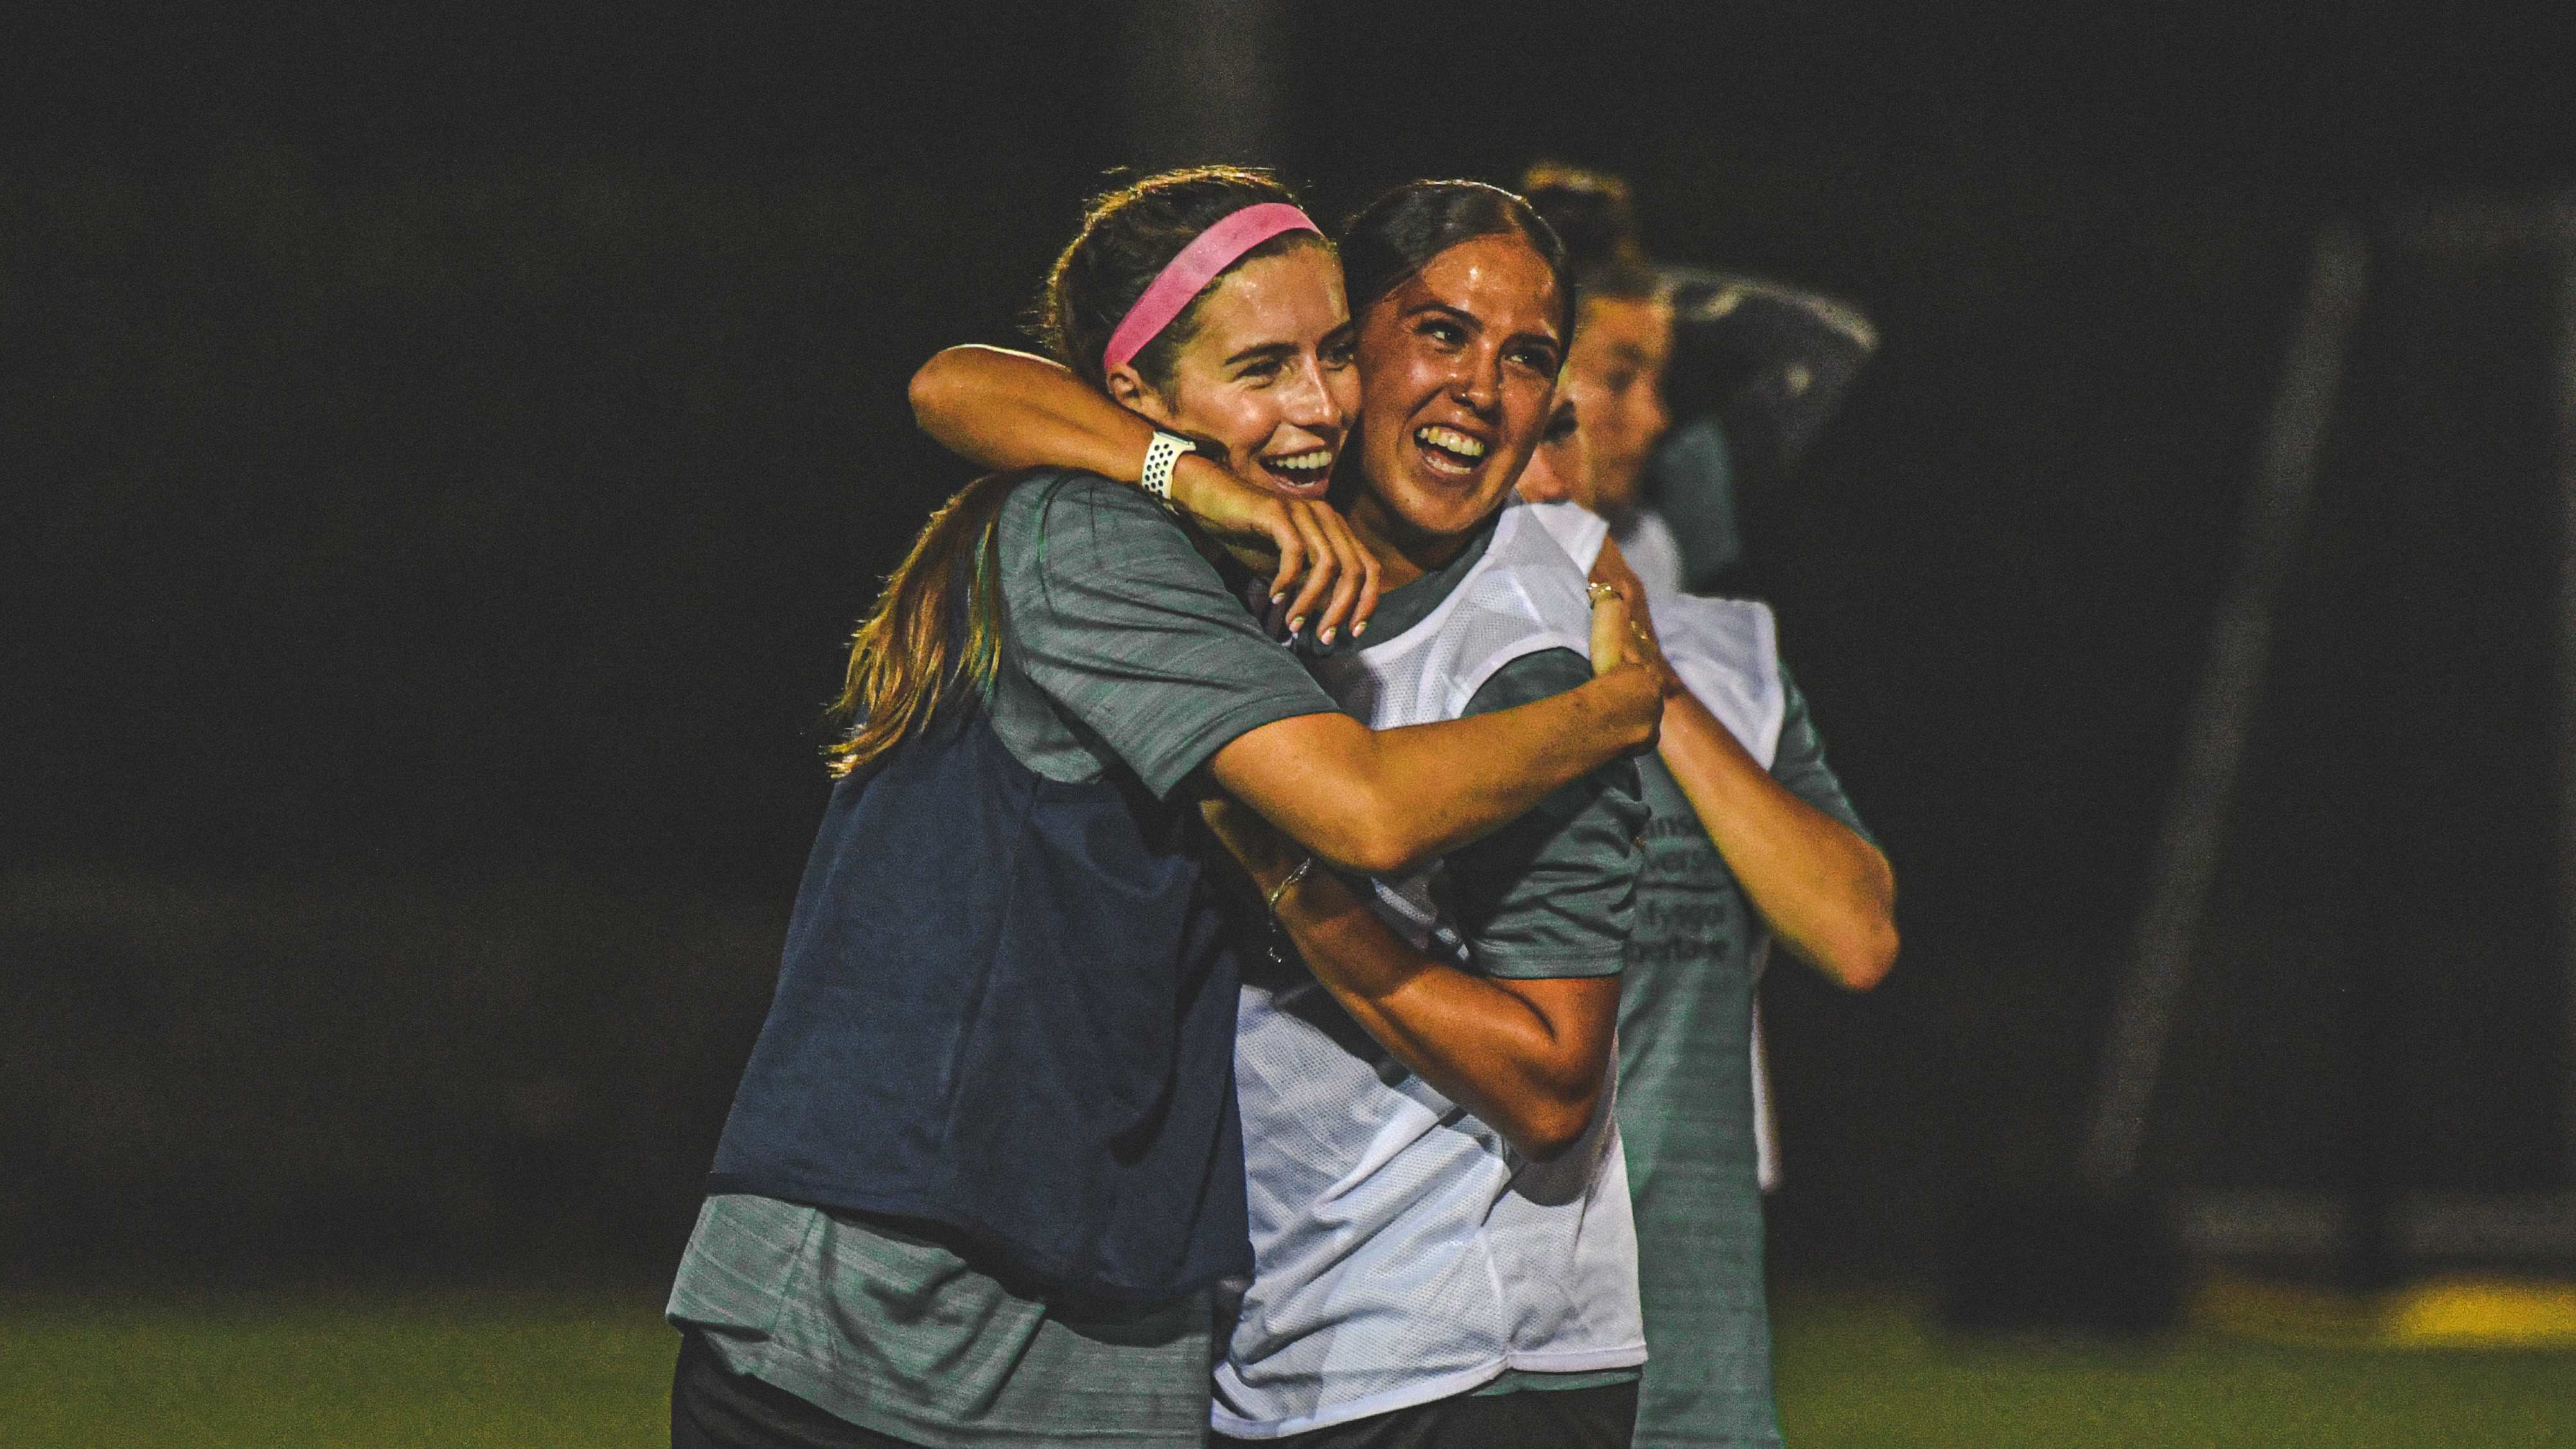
top-left (1108, 366), bottom-right (1191, 434)
top-left (1105, 364), bottom-right (1162, 418)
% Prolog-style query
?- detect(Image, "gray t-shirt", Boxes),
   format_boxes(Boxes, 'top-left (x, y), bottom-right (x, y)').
top-left (670, 471), bottom-right (1344, 1448)
top-left (1619, 662), bottom-right (1871, 1449)
top-left (1416, 515), bottom-right (1646, 1400)
top-left (1447, 650), bottom-right (1644, 979)
top-left (985, 471), bottom-right (1344, 791)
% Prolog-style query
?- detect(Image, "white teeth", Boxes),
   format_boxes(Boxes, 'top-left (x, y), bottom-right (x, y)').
top-left (1268, 452), bottom-right (1331, 472)
top-left (1415, 425), bottom-right (1488, 459)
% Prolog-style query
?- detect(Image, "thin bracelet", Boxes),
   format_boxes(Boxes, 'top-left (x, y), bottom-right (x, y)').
top-left (1266, 856), bottom-right (1315, 912)
top-left (1141, 430), bottom-right (1196, 508)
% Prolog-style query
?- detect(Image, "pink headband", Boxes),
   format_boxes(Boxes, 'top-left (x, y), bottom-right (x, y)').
top-left (1101, 202), bottom-right (1322, 375)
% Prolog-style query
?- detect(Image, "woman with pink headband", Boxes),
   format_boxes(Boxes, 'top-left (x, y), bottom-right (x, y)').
top-left (919, 177), bottom-right (1898, 1449)
top-left (664, 168), bottom-right (1664, 1449)
top-left (917, 179), bottom-right (1685, 1449)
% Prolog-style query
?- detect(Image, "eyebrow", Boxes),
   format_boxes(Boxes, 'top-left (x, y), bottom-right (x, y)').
top-left (1405, 301), bottom-right (1479, 333)
top-left (1222, 341), bottom-right (1298, 368)
top-left (1408, 301), bottom-right (1561, 353)
top-left (1224, 319), bottom-right (1357, 369)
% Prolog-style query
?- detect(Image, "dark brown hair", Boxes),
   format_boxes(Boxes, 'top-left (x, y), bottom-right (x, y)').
top-left (1038, 165), bottom-right (1323, 392)
top-left (1518, 161), bottom-right (1644, 274)
top-left (1519, 162), bottom-right (1664, 316)
top-left (1337, 179), bottom-right (1574, 341)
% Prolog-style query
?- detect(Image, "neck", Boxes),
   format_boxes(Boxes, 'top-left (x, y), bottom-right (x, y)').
top-left (1347, 487), bottom-right (1472, 592)
top-left (1592, 493), bottom-right (1640, 532)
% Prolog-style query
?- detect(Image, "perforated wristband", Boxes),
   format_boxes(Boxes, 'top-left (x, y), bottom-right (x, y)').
top-left (1141, 431), bottom-right (1196, 508)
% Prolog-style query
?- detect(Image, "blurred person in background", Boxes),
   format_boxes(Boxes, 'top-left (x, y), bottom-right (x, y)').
top-left (667, 167), bottom-right (1664, 1449)
top-left (1521, 163), bottom-right (1878, 597)
top-left (1519, 163), bottom-right (1897, 1449)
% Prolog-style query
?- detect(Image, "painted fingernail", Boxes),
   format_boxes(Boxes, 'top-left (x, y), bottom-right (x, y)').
top-left (1288, 617), bottom-right (1306, 636)
top-left (1272, 592), bottom-right (1287, 605)
top-left (1320, 627), bottom-right (1337, 645)
top-left (1353, 620), bottom-right (1368, 636)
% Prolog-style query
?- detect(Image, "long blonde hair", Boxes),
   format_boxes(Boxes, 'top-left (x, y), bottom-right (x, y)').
top-left (822, 471), bottom-right (1016, 779)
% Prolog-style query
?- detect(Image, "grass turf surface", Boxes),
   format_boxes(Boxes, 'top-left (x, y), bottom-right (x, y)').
top-left (0, 1290), bottom-right (675, 1448)
top-left (4, 1288), bottom-right (2572, 1446)
top-left (1773, 1293), bottom-right (2576, 1448)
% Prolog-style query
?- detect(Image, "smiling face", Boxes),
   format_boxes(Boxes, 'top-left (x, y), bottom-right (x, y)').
top-left (1108, 240), bottom-right (1357, 499)
top-left (1347, 232), bottom-right (1567, 571)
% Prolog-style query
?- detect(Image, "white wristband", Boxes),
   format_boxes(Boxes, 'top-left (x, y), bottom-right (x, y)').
top-left (1141, 431), bottom-right (1196, 507)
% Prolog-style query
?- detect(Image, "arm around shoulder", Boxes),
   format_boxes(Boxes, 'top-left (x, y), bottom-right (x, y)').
top-left (1205, 656), bottom-right (1661, 878)
top-left (909, 344), bottom-right (1381, 640)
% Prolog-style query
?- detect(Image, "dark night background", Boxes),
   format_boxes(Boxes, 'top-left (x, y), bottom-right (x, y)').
top-left (6, 2), bottom-right (2575, 1286)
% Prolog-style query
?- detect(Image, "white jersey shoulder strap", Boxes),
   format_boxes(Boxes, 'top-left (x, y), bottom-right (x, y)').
top-left (1655, 594), bottom-right (1786, 769)
top-left (1312, 503), bottom-right (1594, 732)
top-left (1516, 497), bottom-right (1610, 574)
top-left (1305, 504), bottom-right (1595, 952)
top-left (1518, 498), bottom-right (1788, 770)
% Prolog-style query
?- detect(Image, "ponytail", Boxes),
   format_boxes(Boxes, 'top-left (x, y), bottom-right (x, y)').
top-left (822, 471), bottom-right (1017, 779)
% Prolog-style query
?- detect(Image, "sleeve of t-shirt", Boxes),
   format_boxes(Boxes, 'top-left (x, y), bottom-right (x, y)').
top-left (997, 472), bottom-right (1343, 799)
top-left (1770, 658), bottom-right (1878, 850)
top-left (1438, 647), bottom-right (1648, 980)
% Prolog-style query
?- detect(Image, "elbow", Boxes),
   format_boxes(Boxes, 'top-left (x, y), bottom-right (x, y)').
top-left (1813, 853), bottom-right (1899, 991)
top-left (1820, 916), bottom-right (1899, 993)
top-left (1323, 797), bottom-right (1439, 878)
top-left (1497, 1062), bottom-right (1610, 1163)
top-left (1347, 835), bottom-right (1433, 880)
top-left (1504, 1088), bottom-right (1607, 1164)
top-left (1304, 729), bottom-right (1474, 876)
top-left (907, 351), bottom-right (966, 433)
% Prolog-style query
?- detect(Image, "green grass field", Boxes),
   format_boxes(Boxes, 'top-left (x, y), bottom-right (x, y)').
top-left (1, 1290), bottom-right (675, 1448)
top-left (1772, 1293), bottom-right (2576, 1448)
top-left (5, 1288), bottom-right (2571, 1447)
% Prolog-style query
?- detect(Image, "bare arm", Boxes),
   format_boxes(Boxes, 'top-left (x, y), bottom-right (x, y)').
top-left (1201, 798), bottom-right (1617, 1160)
top-left (911, 344), bottom-right (1379, 642)
top-left (1205, 585), bottom-right (1663, 878)
top-left (1590, 539), bottom-right (1898, 990)
top-left (1657, 683), bottom-right (1898, 990)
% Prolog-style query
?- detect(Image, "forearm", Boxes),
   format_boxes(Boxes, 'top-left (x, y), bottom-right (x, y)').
top-left (910, 345), bottom-right (1155, 476)
top-left (1657, 690), bottom-right (1897, 989)
top-left (1212, 668), bottom-right (1660, 876)
top-left (910, 344), bottom-right (1251, 513)
top-left (908, 344), bottom-right (1375, 634)
top-left (1256, 865), bottom-right (1613, 1160)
